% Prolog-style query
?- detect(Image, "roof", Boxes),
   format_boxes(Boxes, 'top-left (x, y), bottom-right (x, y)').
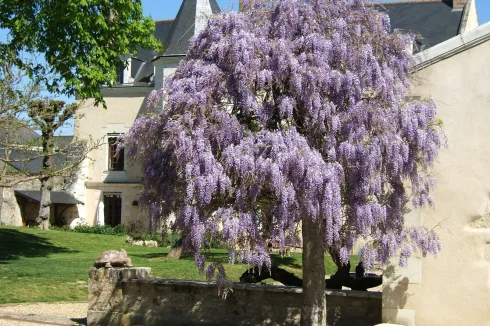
top-left (130, 0), bottom-right (465, 82)
top-left (1, 136), bottom-right (83, 175)
top-left (376, 1), bottom-right (464, 51)
top-left (0, 122), bottom-right (40, 145)
top-left (14, 190), bottom-right (84, 205)
top-left (128, 0), bottom-right (221, 83)
top-left (53, 136), bottom-right (74, 149)
top-left (131, 19), bottom-right (174, 83)
top-left (163, 0), bottom-right (221, 56)
top-left (414, 21), bottom-right (490, 69)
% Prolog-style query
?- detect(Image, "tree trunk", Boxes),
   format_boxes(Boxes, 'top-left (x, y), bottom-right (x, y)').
top-left (167, 236), bottom-right (185, 259)
top-left (37, 176), bottom-right (52, 230)
top-left (301, 217), bottom-right (326, 326)
top-left (37, 126), bottom-right (54, 230)
top-left (0, 186), bottom-right (3, 223)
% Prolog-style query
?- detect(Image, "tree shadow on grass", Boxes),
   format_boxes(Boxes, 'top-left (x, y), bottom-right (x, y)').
top-left (130, 252), bottom-right (166, 260)
top-left (270, 254), bottom-right (302, 269)
top-left (131, 251), bottom-right (302, 269)
top-left (0, 228), bottom-right (77, 263)
top-left (166, 252), bottom-right (302, 269)
top-left (131, 251), bottom-right (227, 262)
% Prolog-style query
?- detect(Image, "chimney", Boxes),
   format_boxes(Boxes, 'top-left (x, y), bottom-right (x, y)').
top-left (195, 0), bottom-right (214, 35)
top-left (239, 0), bottom-right (256, 12)
top-left (453, 0), bottom-right (467, 9)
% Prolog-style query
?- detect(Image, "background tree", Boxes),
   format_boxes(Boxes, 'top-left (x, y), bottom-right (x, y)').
top-left (0, 48), bottom-right (101, 229)
top-left (125, 0), bottom-right (444, 324)
top-left (0, 49), bottom-right (41, 183)
top-left (28, 100), bottom-right (90, 230)
top-left (0, 0), bottom-right (161, 227)
top-left (0, 0), bottom-right (162, 106)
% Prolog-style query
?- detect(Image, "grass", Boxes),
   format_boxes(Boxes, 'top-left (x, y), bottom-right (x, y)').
top-left (0, 226), bottom-right (359, 304)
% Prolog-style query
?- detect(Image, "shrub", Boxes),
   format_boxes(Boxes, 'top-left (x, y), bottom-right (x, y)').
top-left (205, 234), bottom-right (226, 249)
top-left (160, 232), bottom-right (181, 248)
top-left (113, 223), bottom-right (126, 235)
top-left (69, 223), bottom-right (127, 236)
top-left (49, 225), bottom-right (70, 231)
top-left (125, 220), bottom-right (145, 240)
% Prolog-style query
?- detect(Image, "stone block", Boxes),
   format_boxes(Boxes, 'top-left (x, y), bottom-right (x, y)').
top-left (87, 310), bottom-right (124, 326)
top-left (0, 187), bottom-right (22, 226)
top-left (88, 267), bottom-right (124, 312)
top-left (121, 267), bottom-right (151, 281)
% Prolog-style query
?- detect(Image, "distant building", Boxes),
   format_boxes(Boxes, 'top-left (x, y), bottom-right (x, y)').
top-left (0, 128), bottom-right (83, 227)
top-left (74, 0), bottom-right (221, 230)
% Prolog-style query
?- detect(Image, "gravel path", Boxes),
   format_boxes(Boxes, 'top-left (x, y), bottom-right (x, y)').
top-left (0, 302), bottom-right (87, 326)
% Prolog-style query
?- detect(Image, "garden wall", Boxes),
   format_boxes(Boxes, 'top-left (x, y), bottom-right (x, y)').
top-left (88, 267), bottom-right (381, 326)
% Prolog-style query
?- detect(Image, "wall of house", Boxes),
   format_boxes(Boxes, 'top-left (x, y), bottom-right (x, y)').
top-left (75, 88), bottom-right (152, 183)
top-left (74, 58), bottom-right (186, 229)
top-left (153, 57), bottom-right (181, 103)
top-left (84, 182), bottom-right (145, 228)
top-left (382, 39), bottom-right (490, 326)
top-left (74, 88), bottom-right (153, 228)
top-left (88, 267), bottom-right (382, 326)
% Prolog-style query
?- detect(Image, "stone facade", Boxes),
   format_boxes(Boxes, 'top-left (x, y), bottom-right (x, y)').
top-left (382, 22), bottom-right (490, 326)
top-left (74, 88), bottom-right (152, 228)
top-left (88, 267), bottom-right (381, 326)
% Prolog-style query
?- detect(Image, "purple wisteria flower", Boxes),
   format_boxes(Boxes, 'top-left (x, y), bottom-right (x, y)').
top-left (125, 0), bottom-right (444, 280)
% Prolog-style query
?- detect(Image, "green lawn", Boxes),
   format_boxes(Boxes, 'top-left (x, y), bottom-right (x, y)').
top-left (0, 226), bottom-right (358, 304)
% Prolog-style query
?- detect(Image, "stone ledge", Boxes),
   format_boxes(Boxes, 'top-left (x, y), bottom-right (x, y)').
top-left (123, 277), bottom-right (381, 298)
top-left (121, 267), bottom-right (151, 281)
top-left (90, 268), bottom-right (382, 326)
top-left (326, 289), bottom-right (382, 299)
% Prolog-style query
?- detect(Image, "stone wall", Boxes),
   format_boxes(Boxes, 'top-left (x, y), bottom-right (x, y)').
top-left (0, 176), bottom-right (74, 226)
top-left (88, 267), bottom-right (381, 326)
top-left (0, 187), bottom-right (22, 226)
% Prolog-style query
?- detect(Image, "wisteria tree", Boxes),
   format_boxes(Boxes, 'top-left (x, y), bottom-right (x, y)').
top-left (126, 0), bottom-right (443, 324)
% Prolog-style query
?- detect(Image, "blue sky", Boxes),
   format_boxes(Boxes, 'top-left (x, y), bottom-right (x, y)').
top-left (143, 0), bottom-right (490, 24)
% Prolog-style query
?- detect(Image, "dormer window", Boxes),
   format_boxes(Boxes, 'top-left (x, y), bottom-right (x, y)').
top-left (115, 58), bottom-right (132, 85)
top-left (116, 63), bottom-right (125, 85)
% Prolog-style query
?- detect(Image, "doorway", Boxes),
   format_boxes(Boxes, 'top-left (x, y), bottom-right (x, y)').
top-left (104, 193), bottom-right (122, 227)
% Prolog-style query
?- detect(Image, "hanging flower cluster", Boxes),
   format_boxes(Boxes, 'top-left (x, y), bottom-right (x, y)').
top-left (125, 0), bottom-right (444, 275)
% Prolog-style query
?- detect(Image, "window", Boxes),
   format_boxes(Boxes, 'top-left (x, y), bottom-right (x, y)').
top-left (104, 193), bottom-right (122, 227)
top-left (115, 63), bottom-right (125, 85)
top-left (108, 136), bottom-right (124, 171)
